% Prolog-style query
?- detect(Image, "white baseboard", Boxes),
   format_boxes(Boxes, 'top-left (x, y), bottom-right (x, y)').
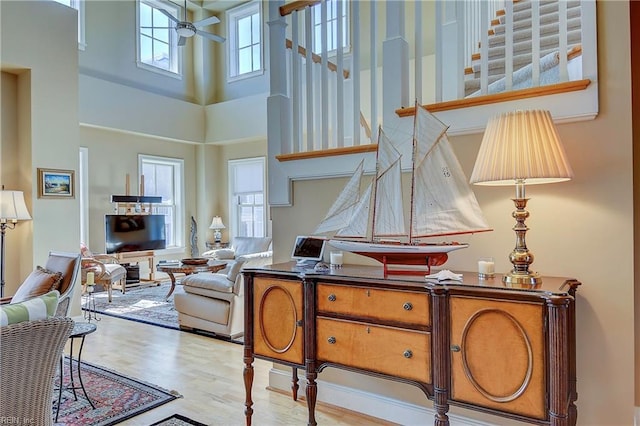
top-left (635, 406), bottom-right (640, 425)
top-left (268, 368), bottom-right (494, 426)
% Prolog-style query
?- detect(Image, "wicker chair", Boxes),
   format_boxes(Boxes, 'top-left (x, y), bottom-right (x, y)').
top-left (0, 317), bottom-right (74, 426)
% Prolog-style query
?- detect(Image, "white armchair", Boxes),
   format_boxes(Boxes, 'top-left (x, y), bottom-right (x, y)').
top-left (173, 237), bottom-right (272, 338)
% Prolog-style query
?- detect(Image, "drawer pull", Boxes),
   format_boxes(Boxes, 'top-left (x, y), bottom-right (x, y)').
top-left (451, 345), bottom-right (461, 352)
top-left (403, 349), bottom-right (413, 359)
top-left (328, 294), bottom-right (337, 302)
top-left (296, 320), bottom-right (303, 327)
top-left (403, 302), bottom-right (413, 311)
top-left (327, 336), bottom-right (336, 344)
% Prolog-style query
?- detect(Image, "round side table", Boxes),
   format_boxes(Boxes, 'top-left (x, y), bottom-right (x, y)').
top-left (55, 321), bottom-right (97, 421)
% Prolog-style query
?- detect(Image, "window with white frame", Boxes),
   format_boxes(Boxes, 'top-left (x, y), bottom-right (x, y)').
top-left (312, 0), bottom-right (349, 54)
top-left (52, 0), bottom-right (86, 49)
top-left (228, 158), bottom-right (266, 238)
top-left (137, 0), bottom-right (181, 76)
top-left (139, 155), bottom-right (184, 250)
top-left (226, 1), bottom-right (263, 81)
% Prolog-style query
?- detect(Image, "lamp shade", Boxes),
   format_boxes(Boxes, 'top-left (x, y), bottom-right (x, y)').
top-left (470, 110), bottom-right (573, 186)
top-left (0, 190), bottom-right (32, 222)
top-left (209, 216), bottom-right (226, 230)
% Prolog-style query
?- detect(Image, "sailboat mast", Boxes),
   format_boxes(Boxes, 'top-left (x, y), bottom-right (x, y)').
top-left (408, 103), bottom-right (420, 244)
top-left (370, 125), bottom-right (383, 241)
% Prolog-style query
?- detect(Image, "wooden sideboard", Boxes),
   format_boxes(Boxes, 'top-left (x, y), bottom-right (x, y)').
top-left (242, 263), bottom-right (580, 426)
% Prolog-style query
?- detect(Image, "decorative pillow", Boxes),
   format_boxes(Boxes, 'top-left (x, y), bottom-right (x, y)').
top-left (211, 248), bottom-right (236, 260)
top-left (80, 242), bottom-right (93, 258)
top-left (226, 257), bottom-right (247, 283)
top-left (11, 266), bottom-right (63, 304)
top-left (0, 290), bottom-right (60, 326)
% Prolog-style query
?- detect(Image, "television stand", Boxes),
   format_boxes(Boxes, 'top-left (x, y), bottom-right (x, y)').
top-left (113, 251), bottom-right (160, 286)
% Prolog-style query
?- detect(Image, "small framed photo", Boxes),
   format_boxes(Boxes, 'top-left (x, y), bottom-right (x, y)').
top-left (37, 168), bottom-right (75, 198)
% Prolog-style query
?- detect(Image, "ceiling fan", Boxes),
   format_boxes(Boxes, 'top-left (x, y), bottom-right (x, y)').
top-left (143, 0), bottom-right (226, 46)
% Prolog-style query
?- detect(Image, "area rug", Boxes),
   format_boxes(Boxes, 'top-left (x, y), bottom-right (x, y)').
top-left (54, 357), bottom-right (181, 426)
top-left (81, 282), bottom-right (181, 330)
top-left (150, 414), bottom-right (208, 426)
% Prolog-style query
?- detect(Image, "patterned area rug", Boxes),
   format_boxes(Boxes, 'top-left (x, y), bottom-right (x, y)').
top-left (54, 357), bottom-right (180, 426)
top-left (81, 283), bottom-right (181, 330)
top-left (150, 414), bottom-right (208, 426)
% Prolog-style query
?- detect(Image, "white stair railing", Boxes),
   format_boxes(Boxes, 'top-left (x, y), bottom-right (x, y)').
top-left (438, 0), bottom-right (590, 101)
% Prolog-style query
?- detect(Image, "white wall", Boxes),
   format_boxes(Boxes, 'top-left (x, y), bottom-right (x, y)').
top-left (1, 1), bottom-right (80, 300)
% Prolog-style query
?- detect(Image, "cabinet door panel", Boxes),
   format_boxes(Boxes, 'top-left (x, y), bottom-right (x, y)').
top-left (450, 296), bottom-right (546, 420)
top-left (253, 278), bottom-right (304, 365)
top-left (317, 317), bottom-right (431, 383)
top-left (317, 283), bottom-right (429, 326)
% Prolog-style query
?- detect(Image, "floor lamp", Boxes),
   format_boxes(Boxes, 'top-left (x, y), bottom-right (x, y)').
top-left (0, 190), bottom-right (32, 298)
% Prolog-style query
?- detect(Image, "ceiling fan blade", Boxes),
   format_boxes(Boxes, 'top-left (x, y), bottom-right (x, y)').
top-left (178, 36), bottom-right (187, 46)
top-left (193, 15), bottom-right (220, 28)
top-left (158, 8), bottom-right (179, 23)
top-left (196, 30), bottom-right (225, 43)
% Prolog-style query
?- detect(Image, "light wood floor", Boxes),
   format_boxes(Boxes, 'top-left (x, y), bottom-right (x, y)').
top-left (68, 315), bottom-right (395, 426)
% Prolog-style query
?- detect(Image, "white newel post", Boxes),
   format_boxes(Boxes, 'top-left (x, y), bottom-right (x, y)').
top-left (436, 1), bottom-right (462, 102)
top-left (267, 0), bottom-right (293, 206)
top-left (382, 1), bottom-right (409, 128)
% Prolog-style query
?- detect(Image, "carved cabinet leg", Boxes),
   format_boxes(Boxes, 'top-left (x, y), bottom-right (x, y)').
top-left (292, 367), bottom-right (299, 401)
top-left (306, 371), bottom-right (318, 426)
top-left (243, 357), bottom-right (254, 426)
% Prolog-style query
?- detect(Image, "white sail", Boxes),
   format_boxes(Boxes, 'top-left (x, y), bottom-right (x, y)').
top-left (314, 160), bottom-right (365, 235)
top-left (336, 182), bottom-right (371, 238)
top-left (372, 128), bottom-right (405, 238)
top-left (411, 106), bottom-right (490, 237)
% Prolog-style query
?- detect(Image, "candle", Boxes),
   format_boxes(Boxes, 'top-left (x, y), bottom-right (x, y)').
top-left (86, 272), bottom-right (95, 285)
top-left (330, 251), bottom-right (343, 267)
top-left (478, 258), bottom-right (495, 278)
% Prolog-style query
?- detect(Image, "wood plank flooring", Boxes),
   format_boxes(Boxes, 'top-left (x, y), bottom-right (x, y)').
top-left (69, 315), bottom-right (395, 425)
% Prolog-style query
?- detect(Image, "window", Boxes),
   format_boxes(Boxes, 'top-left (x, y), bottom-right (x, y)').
top-left (137, 0), bottom-right (181, 76)
top-left (52, 0), bottom-right (86, 49)
top-left (79, 147), bottom-right (89, 244)
top-left (139, 155), bottom-right (184, 251)
top-left (312, 0), bottom-right (349, 54)
top-left (226, 1), bottom-right (263, 81)
top-left (228, 158), bottom-right (266, 238)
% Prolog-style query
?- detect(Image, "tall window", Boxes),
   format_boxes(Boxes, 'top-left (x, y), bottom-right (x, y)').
top-left (52, 0), bottom-right (86, 49)
top-left (226, 1), bottom-right (262, 81)
top-left (228, 158), bottom-right (266, 238)
top-left (139, 155), bottom-right (184, 250)
top-left (312, 0), bottom-right (349, 54)
top-left (137, 0), bottom-right (181, 76)
top-left (79, 147), bottom-right (89, 244)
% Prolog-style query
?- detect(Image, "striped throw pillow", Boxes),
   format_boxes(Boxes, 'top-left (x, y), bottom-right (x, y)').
top-left (0, 290), bottom-right (60, 326)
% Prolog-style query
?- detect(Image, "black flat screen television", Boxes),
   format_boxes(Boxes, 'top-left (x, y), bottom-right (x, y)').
top-left (105, 214), bottom-right (166, 254)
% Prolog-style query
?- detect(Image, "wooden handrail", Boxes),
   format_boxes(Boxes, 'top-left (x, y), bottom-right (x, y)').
top-left (276, 144), bottom-right (377, 162)
top-left (285, 39), bottom-right (350, 79)
top-left (280, 0), bottom-right (321, 17)
top-left (396, 79), bottom-right (591, 116)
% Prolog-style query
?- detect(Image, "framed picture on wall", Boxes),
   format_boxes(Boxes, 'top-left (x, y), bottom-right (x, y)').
top-left (37, 168), bottom-right (75, 198)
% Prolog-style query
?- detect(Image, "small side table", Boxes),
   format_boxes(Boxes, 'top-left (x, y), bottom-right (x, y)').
top-left (55, 322), bottom-right (97, 422)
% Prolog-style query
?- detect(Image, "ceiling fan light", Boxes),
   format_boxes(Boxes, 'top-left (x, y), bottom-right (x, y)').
top-left (176, 22), bottom-right (196, 38)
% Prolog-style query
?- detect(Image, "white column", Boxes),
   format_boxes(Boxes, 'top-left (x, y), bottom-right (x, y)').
top-left (382, 1), bottom-right (409, 126)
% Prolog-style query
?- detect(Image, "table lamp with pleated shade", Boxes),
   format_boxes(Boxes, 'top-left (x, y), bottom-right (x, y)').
top-left (470, 110), bottom-right (573, 286)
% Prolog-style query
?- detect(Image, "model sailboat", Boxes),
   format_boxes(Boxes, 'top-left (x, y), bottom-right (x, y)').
top-left (314, 103), bottom-right (491, 274)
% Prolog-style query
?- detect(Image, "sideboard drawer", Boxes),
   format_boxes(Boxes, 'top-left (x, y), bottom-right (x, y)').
top-left (317, 317), bottom-right (431, 383)
top-left (317, 283), bottom-right (430, 326)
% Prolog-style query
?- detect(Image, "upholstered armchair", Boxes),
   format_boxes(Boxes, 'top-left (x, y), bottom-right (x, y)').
top-left (174, 236), bottom-right (272, 338)
top-left (80, 243), bottom-right (127, 302)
